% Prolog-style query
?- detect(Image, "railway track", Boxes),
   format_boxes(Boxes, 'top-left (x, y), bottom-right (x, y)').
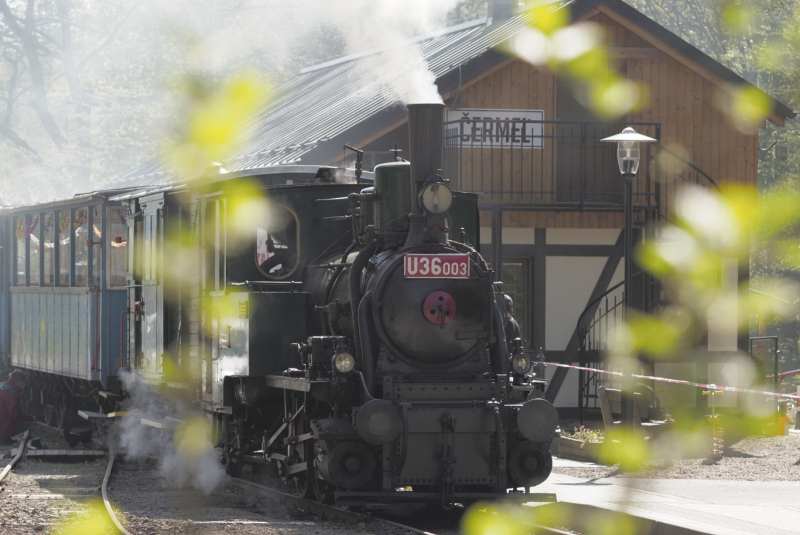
top-left (0, 430), bottom-right (29, 484)
top-left (101, 444), bottom-right (446, 534)
top-left (5, 436), bottom-right (571, 535)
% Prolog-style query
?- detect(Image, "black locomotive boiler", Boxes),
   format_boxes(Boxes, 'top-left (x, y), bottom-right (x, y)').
top-left (217, 104), bottom-right (558, 507)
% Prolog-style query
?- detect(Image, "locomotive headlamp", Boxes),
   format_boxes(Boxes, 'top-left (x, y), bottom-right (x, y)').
top-left (333, 352), bottom-right (356, 373)
top-left (419, 182), bottom-right (453, 214)
top-left (511, 353), bottom-right (532, 374)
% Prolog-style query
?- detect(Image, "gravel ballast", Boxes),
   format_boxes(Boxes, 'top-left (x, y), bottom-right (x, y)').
top-left (553, 419), bottom-right (800, 481)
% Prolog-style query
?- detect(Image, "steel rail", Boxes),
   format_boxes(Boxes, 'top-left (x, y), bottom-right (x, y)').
top-left (224, 475), bottom-right (438, 535)
top-left (0, 430), bottom-right (29, 484)
top-left (102, 445), bottom-right (133, 535)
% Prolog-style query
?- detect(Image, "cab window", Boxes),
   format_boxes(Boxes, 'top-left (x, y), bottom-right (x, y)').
top-left (255, 206), bottom-right (299, 279)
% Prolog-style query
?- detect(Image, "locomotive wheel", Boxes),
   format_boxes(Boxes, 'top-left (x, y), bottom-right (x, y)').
top-left (508, 442), bottom-right (553, 489)
top-left (312, 476), bottom-right (335, 505)
top-left (224, 451), bottom-right (243, 477)
top-left (293, 472), bottom-right (313, 499)
top-left (225, 461), bottom-right (243, 477)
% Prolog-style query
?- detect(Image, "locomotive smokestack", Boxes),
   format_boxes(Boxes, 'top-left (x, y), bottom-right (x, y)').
top-left (405, 103), bottom-right (445, 247)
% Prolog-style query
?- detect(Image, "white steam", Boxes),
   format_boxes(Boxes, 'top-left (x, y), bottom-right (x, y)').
top-left (311, 0), bottom-right (461, 105)
top-left (1, 0), bottom-right (470, 205)
top-left (114, 371), bottom-right (224, 495)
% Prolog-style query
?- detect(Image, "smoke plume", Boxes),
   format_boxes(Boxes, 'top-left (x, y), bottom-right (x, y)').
top-left (114, 371), bottom-right (224, 495)
top-left (0, 0), bottom-right (471, 202)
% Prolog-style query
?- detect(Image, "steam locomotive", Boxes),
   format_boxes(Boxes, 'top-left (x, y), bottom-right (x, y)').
top-left (0, 103), bottom-right (557, 507)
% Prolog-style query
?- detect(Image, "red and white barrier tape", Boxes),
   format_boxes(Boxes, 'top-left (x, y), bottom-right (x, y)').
top-left (544, 362), bottom-right (800, 401)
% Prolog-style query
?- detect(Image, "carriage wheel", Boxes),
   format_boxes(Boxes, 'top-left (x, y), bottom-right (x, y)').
top-left (44, 405), bottom-right (56, 427)
top-left (55, 398), bottom-right (73, 431)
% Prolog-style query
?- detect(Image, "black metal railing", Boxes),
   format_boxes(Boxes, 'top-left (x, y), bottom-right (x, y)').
top-left (443, 118), bottom-right (721, 225)
top-left (576, 271), bottom-right (662, 412)
top-left (653, 143), bottom-right (721, 225)
top-left (443, 119), bottom-right (660, 209)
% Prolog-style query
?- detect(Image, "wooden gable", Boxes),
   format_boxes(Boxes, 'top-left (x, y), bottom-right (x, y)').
top-left (351, 6), bottom-right (768, 230)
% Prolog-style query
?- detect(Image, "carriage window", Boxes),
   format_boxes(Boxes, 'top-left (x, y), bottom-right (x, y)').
top-left (74, 208), bottom-right (89, 286)
top-left (108, 207), bottom-right (127, 287)
top-left (28, 215), bottom-right (40, 286)
top-left (256, 206), bottom-right (299, 279)
top-left (15, 216), bottom-right (26, 285)
top-left (92, 206), bottom-right (102, 287)
top-left (43, 213), bottom-right (55, 286)
top-left (58, 211), bottom-right (71, 286)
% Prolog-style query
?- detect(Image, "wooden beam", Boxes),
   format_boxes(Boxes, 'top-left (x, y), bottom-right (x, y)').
top-left (607, 46), bottom-right (666, 60)
top-left (595, 4), bottom-right (787, 127)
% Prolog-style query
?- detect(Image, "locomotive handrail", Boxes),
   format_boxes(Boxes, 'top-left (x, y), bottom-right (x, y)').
top-left (307, 262), bottom-right (353, 270)
top-left (355, 371), bottom-right (375, 401)
top-left (230, 280), bottom-right (303, 292)
top-left (319, 215), bottom-right (352, 222)
top-left (313, 196), bottom-right (350, 203)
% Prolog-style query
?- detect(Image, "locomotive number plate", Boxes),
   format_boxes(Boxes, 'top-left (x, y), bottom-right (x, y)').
top-left (404, 254), bottom-right (469, 279)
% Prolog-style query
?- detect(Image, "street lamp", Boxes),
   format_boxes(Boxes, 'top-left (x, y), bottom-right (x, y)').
top-left (601, 127), bottom-right (656, 433)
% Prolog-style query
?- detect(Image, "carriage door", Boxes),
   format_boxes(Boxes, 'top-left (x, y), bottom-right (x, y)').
top-left (126, 201), bottom-right (143, 371)
top-left (139, 195), bottom-right (165, 380)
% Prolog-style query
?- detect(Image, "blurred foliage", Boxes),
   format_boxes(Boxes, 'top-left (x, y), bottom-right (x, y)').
top-left (463, 500), bottom-right (648, 535)
top-left (505, 3), bottom-right (641, 119)
top-left (163, 73), bottom-right (270, 182)
top-left (175, 416), bottom-right (214, 458)
top-left (624, 0), bottom-right (800, 380)
top-left (52, 498), bottom-right (118, 535)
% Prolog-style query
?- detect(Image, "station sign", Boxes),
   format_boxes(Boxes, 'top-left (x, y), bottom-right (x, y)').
top-left (446, 108), bottom-right (544, 149)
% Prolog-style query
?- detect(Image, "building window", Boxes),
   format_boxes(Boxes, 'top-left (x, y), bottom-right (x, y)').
top-left (108, 207), bottom-right (127, 287)
top-left (58, 211), bottom-right (71, 286)
top-left (501, 261), bottom-right (527, 344)
top-left (75, 208), bottom-right (89, 286)
top-left (255, 205), bottom-right (299, 280)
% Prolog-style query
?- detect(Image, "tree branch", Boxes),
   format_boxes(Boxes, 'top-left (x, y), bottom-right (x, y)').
top-left (0, 0), bottom-right (65, 147)
top-left (0, 122), bottom-right (42, 161)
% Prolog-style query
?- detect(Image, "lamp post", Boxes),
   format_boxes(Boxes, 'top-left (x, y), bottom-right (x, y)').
top-left (601, 127), bottom-right (656, 431)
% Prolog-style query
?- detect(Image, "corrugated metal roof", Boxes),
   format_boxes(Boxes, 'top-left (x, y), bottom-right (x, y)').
top-left (111, 0), bottom-right (795, 188)
top-left (112, 4), bottom-right (565, 187)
